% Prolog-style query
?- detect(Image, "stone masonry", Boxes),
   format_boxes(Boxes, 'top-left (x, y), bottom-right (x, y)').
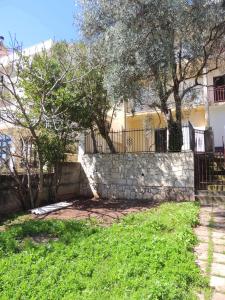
top-left (80, 152), bottom-right (195, 201)
top-left (195, 205), bottom-right (225, 300)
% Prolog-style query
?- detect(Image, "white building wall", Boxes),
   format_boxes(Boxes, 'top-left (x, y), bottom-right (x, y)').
top-left (209, 105), bottom-right (225, 147)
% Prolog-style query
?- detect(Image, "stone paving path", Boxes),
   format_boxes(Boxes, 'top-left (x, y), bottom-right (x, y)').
top-left (195, 205), bottom-right (225, 300)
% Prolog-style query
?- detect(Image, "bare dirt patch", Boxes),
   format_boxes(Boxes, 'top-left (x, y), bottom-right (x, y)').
top-left (33, 198), bottom-right (158, 225)
top-left (27, 234), bottom-right (59, 244)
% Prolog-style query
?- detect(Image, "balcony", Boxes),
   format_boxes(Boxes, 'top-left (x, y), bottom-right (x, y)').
top-left (208, 85), bottom-right (225, 104)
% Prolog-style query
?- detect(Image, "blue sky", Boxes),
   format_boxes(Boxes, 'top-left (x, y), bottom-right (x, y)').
top-left (0, 0), bottom-right (81, 48)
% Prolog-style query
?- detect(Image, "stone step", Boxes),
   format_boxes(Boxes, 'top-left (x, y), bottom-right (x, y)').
top-left (196, 191), bottom-right (225, 205)
top-left (197, 190), bottom-right (225, 195)
top-left (214, 175), bottom-right (225, 181)
top-left (212, 292), bottom-right (225, 300)
top-left (211, 276), bottom-right (225, 293)
top-left (213, 253), bottom-right (225, 264)
top-left (208, 185), bottom-right (225, 192)
top-left (214, 244), bottom-right (225, 253)
top-left (211, 263), bottom-right (225, 277)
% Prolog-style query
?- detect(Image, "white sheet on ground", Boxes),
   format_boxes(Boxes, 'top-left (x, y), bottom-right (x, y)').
top-left (31, 202), bottom-right (72, 215)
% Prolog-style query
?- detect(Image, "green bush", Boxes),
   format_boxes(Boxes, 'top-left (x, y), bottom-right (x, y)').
top-left (0, 202), bottom-right (206, 300)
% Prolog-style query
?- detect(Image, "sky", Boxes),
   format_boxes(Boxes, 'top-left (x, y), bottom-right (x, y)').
top-left (0, 0), bottom-right (81, 48)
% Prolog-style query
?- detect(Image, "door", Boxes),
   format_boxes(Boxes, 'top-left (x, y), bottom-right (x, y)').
top-left (155, 128), bottom-right (167, 152)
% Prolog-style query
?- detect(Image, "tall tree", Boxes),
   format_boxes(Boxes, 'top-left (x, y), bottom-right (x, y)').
top-left (81, 0), bottom-right (225, 151)
top-left (69, 44), bottom-right (117, 153)
top-left (0, 42), bottom-right (77, 208)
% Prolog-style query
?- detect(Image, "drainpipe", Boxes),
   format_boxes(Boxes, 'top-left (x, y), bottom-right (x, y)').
top-left (123, 99), bottom-right (127, 131)
top-left (203, 67), bottom-right (210, 128)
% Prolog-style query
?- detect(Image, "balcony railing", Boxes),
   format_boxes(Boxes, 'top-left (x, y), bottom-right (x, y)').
top-left (208, 85), bottom-right (225, 103)
top-left (85, 124), bottom-right (213, 154)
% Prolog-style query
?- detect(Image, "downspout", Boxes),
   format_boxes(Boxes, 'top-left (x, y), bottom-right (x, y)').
top-left (203, 67), bottom-right (210, 128)
top-left (124, 99), bottom-right (127, 131)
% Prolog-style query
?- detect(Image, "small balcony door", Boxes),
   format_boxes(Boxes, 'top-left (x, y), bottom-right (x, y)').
top-left (213, 75), bottom-right (225, 102)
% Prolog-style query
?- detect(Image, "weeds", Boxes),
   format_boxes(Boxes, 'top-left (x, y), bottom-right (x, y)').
top-left (0, 202), bottom-right (206, 300)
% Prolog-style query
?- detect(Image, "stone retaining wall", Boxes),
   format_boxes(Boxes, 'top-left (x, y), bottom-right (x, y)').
top-left (0, 153), bottom-right (195, 216)
top-left (80, 152), bottom-right (195, 201)
top-left (0, 163), bottom-right (82, 216)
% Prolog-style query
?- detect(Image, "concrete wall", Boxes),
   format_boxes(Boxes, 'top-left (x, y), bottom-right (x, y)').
top-left (0, 162), bottom-right (82, 216)
top-left (0, 176), bottom-right (23, 216)
top-left (80, 152), bottom-right (195, 202)
top-left (57, 163), bottom-right (81, 200)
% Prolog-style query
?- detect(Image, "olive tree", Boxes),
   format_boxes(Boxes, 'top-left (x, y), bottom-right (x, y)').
top-left (80, 0), bottom-right (225, 151)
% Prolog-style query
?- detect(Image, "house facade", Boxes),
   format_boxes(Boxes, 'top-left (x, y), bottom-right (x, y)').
top-left (108, 65), bottom-right (225, 153)
top-left (1, 37), bottom-right (225, 155)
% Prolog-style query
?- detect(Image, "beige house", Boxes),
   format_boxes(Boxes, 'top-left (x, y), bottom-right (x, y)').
top-left (1, 37), bottom-right (225, 155)
top-left (106, 63), bottom-right (225, 153)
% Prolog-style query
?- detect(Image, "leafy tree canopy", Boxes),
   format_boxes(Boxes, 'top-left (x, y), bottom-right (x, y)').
top-left (80, 0), bottom-right (225, 150)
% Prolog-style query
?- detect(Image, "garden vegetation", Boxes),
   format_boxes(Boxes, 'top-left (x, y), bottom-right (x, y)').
top-left (0, 202), bottom-right (205, 300)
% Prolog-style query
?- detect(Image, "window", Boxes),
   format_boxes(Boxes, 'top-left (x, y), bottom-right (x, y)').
top-left (0, 134), bottom-right (11, 160)
top-left (213, 75), bottom-right (225, 102)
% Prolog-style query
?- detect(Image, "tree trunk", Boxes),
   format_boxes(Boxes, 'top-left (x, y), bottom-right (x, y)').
top-left (27, 170), bottom-right (35, 208)
top-left (168, 119), bottom-right (183, 152)
top-left (50, 162), bottom-right (62, 203)
top-left (90, 126), bottom-right (98, 153)
top-left (35, 160), bottom-right (44, 207)
top-left (97, 123), bottom-right (116, 154)
top-left (103, 130), bottom-right (116, 153)
top-left (168, 92), bottom-right (183, 152)
top-left (161, 105), bottom-right (183, 152)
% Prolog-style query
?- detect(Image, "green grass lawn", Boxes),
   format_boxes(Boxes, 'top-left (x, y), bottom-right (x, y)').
top-left (0, 202), bottom-right (206, 300)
